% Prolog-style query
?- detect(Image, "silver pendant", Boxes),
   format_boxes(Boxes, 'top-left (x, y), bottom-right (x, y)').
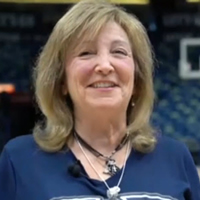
top-left (104, 158), bottom-right (120, 176)
top-left (107, 186), bottom-right (121, 199)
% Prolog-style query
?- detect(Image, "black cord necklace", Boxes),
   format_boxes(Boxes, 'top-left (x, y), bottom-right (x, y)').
top-left (74, 130), bottom-right (129, 176)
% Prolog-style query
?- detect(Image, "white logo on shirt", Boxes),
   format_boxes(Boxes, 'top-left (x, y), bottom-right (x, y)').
top-left (50, 192), bottom-right (178, 200)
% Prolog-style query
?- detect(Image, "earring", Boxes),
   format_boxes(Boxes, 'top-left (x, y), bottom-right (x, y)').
top-left (131, 102), bottom-right (135, 107)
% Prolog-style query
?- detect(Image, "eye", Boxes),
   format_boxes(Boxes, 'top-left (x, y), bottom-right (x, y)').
top-left (78, 51), bottom-right (94, 57)
top-left (112, 49), bottom-right (128, 56)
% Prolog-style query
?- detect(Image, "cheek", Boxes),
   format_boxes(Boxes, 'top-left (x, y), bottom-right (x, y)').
top-left (78, 65), bottom-right (92, 78)
top-left (66, 61), bottom-right (93, 86)
top-left (118, 60), bottom-right (135, 83)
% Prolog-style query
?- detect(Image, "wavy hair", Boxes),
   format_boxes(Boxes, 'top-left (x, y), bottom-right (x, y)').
top-left (33, 0), bottom-right (157, 153)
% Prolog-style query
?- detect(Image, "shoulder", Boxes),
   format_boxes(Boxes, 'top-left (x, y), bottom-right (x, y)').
top-left (0, 135), bottom-right (40, 179)
top-left (2, 134), bottom-right (39, 159)
top-left (2, 135), bottom-right (72, 164)
top-left (156, 134), bottom-right (189, 155)
top-left (155, 135), bottom-right (199, 173)
top-left (151, 134), bottom-right (193, 167)
top-left (4, 134), bottom-right (36, 151)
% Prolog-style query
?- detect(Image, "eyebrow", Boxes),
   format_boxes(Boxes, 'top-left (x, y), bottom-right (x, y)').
top-left (111, 40), bottom-right (130, 47)
top-left (79, 40), bottom-right (95, 45)
top-left (79, 39), bottom-right (130, 47)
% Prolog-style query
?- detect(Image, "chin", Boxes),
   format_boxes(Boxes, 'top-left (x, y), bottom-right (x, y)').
top-left (90, 101), bottom-right (121, 109)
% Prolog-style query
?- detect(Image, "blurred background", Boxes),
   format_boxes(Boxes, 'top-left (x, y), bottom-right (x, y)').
top-left (0, 0), bottom-right (200, 168)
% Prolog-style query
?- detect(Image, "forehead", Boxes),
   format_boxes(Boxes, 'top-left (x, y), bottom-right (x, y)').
top-left (97, 22), bottom-right (130, 42)
top-left (72, 22), bottom-right (130, 50)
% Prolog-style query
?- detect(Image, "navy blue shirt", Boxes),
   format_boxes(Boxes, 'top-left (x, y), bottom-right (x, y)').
top-left (0, 134), bottom-right (200, 200)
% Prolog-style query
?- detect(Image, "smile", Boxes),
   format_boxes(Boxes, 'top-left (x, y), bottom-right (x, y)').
top-left (89, 82), bottom-right (117, 88)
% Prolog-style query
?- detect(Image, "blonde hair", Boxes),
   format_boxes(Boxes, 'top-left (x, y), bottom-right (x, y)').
top-left (33, 0), bottom-right (157, 153)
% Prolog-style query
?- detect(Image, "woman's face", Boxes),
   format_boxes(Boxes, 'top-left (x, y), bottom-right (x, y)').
top-left (64, 21), bottom-right (135, 112)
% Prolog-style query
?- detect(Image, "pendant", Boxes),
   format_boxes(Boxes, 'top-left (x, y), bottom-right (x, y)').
top-left (107, 186), bottom-right (121, 199)
top-left (104, 158), bottom-right (120, 176)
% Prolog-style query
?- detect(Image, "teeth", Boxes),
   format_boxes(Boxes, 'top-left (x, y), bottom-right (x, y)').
top-left (92, 83), bottom-right (115, 88)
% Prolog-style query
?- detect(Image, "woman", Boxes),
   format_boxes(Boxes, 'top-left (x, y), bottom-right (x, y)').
top-left (0, 0), bottom-right (199, 200)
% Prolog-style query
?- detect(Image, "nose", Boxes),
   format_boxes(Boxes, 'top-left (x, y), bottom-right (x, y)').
top-left (95, 54), bottom-right (114, 75)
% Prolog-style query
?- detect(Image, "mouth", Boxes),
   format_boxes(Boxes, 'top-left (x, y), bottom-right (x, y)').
top-left (88, 82), bottom-right (118, 88)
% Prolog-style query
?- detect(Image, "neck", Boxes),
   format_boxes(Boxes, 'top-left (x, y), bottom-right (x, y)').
top-left (73, 109), bottom-right (127, 155)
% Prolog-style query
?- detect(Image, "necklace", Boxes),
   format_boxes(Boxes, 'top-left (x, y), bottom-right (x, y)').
top-left (74, 131), bottom-right (129, 176)
top-left (75, 135), bottom-right (130, 200)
